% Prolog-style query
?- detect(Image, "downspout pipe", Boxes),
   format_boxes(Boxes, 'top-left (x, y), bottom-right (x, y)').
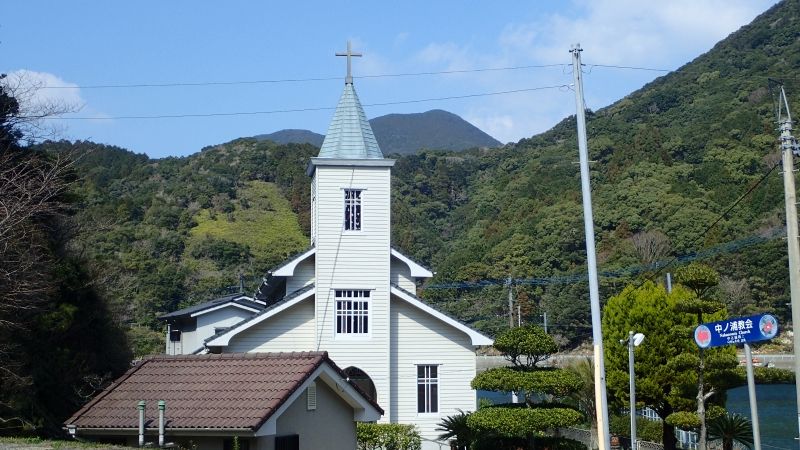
top-left (138, 400), bottom-right (145, 447)
top-left (158, 400), bottom-right (166, 447)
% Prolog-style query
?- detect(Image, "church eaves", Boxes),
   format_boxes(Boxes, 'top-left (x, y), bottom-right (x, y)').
top-left (317, 82), bottom-right (384, 160)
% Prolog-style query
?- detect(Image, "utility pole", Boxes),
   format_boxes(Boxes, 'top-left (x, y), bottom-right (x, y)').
top-left (571, 44), bottom-right (611, 450)
top-left (776, 84), bottom-right (800, 447)
top-left (508, 276), bottom-right (514, 328)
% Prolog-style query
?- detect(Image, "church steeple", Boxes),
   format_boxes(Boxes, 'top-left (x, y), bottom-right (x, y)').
top-left (316, 41), bottom-right (384, 160)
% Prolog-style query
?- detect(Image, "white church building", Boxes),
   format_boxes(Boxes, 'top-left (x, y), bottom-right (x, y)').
top-left (160, 44), bottom-right (492, 447)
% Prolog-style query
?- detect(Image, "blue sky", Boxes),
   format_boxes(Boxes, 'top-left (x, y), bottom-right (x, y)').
top-left (1, 0), bottom-right (778, 158)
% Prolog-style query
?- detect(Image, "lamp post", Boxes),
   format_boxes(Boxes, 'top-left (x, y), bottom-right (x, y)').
top-left (621, 331), bottom-right (645, 450)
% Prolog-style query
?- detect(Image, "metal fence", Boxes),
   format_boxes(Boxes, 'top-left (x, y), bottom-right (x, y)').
top-left (554, 428), bottom-right (665, 450)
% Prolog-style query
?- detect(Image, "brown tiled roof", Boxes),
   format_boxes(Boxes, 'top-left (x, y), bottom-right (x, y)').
top-left (66, 352), bottom-right (353, 431)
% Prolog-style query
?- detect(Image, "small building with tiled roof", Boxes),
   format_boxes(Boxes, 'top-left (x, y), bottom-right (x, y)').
top-left (65, 352), bottom-right (381, 450)
top-left (158, 42), bottom-right (492, 449)
top-left (159, 293), bottom-right (265, 355)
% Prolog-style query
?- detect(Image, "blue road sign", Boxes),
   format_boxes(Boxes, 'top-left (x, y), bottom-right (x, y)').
top-left (694, 313), bottom-right (779, 349)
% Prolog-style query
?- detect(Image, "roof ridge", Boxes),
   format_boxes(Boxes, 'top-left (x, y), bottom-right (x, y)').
top-left (145, 351), bottom-right (326, 361)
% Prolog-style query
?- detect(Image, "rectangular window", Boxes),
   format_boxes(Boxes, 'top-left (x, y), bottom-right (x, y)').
top-left (344, 189), bottom-right (362, 230)
top-left (417, 365), bottom-right (439, 413)
top-left (169, 330), bottom-right (182, 342)
top-left (335, 290), bottom-right (369, 334)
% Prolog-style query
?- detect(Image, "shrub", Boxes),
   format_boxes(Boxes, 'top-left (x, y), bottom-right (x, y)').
top-left (356, 423), bottom-right (421, 450)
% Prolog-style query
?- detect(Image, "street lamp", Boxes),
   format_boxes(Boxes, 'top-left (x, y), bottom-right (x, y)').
top-left (621, 331), bottom-right (645, 450)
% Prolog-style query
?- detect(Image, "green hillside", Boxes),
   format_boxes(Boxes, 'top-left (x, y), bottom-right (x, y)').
top-left (391, 0), bottom-right (799, 340)
top-left (36, 0), bottom-right (800, 351)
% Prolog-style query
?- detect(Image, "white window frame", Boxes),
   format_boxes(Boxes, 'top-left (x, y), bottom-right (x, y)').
top-left (416, 364), bottom-right (440, 415)
top-left (343, 189), bottom-right (363, 231)
top-left (334, 289), bottom-right (371, 338)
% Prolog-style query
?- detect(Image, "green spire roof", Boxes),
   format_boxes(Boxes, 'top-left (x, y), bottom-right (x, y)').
top-left (317, 83), bottom-right (384, 159)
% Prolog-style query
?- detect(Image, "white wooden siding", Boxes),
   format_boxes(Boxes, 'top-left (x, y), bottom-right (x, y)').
top-left (390, 259), bottom-right (416, 293)
top-left (196, 307), bottom-right (253, 346)
top-left (172, 328), bottom-right (196, 355)
top-left (311, 175), bottom-right (317, 246)
top-left (312, 165), bottom-right (392, 419)
top-left (168, 305), bottom-right (254, 355)
top-left (389, 297), bottom-right (477, 441)
top-left (286, 256), bottom-right (316, 293)
top-left (226, 298), bottom-right (316, 352)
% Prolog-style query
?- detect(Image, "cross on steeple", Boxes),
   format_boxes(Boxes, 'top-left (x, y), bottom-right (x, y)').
top-left (336, 41), bottom-right (362, 85)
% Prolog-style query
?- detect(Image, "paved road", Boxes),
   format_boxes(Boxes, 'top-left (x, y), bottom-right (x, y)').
top-left (476, 353), bottom-right (796, 371)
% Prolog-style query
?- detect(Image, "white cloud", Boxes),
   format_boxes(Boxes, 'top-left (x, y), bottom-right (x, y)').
top-left (408, 0), bottom-right (775, 143)
top-left (466, 113), bottom-right (515, 143)
top-left (2, 69), bottom-right (85, 113)
top-left (512, 0), bottom-right (776, 66)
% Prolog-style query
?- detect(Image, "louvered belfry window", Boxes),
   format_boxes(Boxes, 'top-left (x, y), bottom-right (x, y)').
top-left (344, 189), bottom-right (362, 230)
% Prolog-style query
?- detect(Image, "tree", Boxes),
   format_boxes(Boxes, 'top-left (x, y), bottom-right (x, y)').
top-left (707, 414), bottom-right (753, 450)
top-left (468, 325), bottom-right (583, 448)
top-left (567, 358), bottom-right (598, 450)
top-left (603, 282), bottom-right (695, 450)
top-left (672, 263), bottom-right (737, 450)
top-left (0, 76), bottom-right (130, 434)
top-left (436, 410), bottom-right (475, 450)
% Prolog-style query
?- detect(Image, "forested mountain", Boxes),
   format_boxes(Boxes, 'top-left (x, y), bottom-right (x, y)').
top-left (253, 109), bottom-right (501, 155)
top-left (31, 0), bottom-right (800, 356)
top-left (370, 109), bottom-right (501, 154)
top-left (254, 129), bottom-right (324, 147)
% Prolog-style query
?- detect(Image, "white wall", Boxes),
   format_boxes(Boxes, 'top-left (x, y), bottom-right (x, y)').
top-left (286, 256), bottom-right (315, 294)
top-left (390, 297), bottom-right (477, 445)
top-left (196, 307), bottom-right (254, 347)
top-left (226, 298), bottom-right (316, 353)
top-left (313, 164), bottom-right (392, 419)
top-left (390, 258), bottom-right (416, 293)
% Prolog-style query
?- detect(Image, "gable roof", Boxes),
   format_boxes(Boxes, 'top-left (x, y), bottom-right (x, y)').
top-left (270, 247), bottom-right (316, 277)
top-left (317, 83), bottom-right (383, 160)
top-left (158, 294), bottom-right (262, 321)
top-left (206, 284), bottom-right (316, 347)
top-left (65, 352), bottom-right (381, 432)
top-left (391, 248), bottom-right (433, 278)
top-left (390, 284), bottom-right (493, 346)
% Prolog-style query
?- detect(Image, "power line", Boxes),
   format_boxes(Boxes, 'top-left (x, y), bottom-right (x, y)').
top-left (615, 159), bottom-right (782, 301)
top-left (35, 64), bottom-right (568, 90)
top-left (32, 84), bottom-right (570, 121)
top-left (584, 63), bottom-right (671, 73)
top-left (425, 227), bottom-right (784, 290)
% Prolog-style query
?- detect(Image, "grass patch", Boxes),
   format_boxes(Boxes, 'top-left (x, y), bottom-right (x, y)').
top-left (188, 181), bottom-right (308, 268)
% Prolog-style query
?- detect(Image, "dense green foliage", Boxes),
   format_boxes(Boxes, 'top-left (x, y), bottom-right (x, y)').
top-left (609, 415), bottom-right (664, 443)
top-left (467, 405), bottom-right (584, 437)
top-left (602, 281), bottom-right (736, 450)
top-left (472, 367), bottom-right (582, 397)
top-left (0, 83), bottom-right (130, 435)
top-left (24, 1), bottom-right (800, 351)
top-left (34, 138), bottom-right (314, 351)
top-left (356, 423), bottom-right (421, 450)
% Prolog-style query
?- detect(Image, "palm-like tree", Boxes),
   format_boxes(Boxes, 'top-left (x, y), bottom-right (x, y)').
top-left (568, 358), bottom-right (598, 450)
top-left (436, 409), bottom-right (473, 450)
top-left (707, 414), bottom-right (753, 450)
